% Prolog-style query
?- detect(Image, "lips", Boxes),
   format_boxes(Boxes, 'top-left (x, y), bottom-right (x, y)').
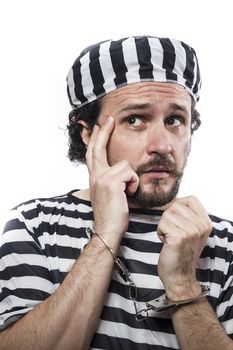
top-left (144, 167), bottom-right (171, 179)
top-left (145, 167), bottom-right (171, 173)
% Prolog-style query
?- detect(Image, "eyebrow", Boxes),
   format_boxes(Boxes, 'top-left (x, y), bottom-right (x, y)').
top-left (118, 102), bottom-right (189, 114)
top-left (118, 103), bottom-right (151, 113)
top-left (168, 103), bottom-right (189, 113)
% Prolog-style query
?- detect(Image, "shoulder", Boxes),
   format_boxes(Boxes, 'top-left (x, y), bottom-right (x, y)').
top-left (13, 190), bottom-right (92, 218)
top-left (2, 190), bottom-right (93, 238)
top-left (1, 191), bottom-right (94, 260)
top-left (209, 214), bottom-right (233, 239)
top-left (205, 214), bottom-right (233, 257)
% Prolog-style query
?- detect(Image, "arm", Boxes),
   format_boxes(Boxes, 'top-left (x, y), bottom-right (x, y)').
top-left (0, 116), bottom-right (138, 350)
top-left (171, 297), bottom-right (232, 349)
top-left (0, 235), bottom-right (117, 350)
top-left (157, 196), bottom-right (233, 349)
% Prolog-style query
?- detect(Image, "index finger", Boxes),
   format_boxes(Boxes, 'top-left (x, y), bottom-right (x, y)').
top-left (86, 115), bottom-right (115, 172)
top-left (177, 196), bottom-right (212, 224)
top-left (86, 124), bottom-right (99, 172)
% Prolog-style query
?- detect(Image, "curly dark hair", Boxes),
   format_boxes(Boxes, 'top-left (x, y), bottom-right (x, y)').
top-left (67, 98), bottom-right (201, 164)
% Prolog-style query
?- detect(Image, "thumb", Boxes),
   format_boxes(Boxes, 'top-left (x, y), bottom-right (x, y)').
top-left (157, 227), bottom-right (166, 243)
top-left (125, 173), bottom-right (139, 196)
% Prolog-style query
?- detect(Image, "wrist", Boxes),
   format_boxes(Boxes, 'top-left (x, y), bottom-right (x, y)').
top-left (93, 226), bottom-right (123, 248)
top-left (87, 227), bottom-right (131, 283)
top-left (87, 227), bottom-right (121, 256)
top-left (146, 284), bottom-right (210, 312)
top-left (164, 280), bottom-right (202, 302)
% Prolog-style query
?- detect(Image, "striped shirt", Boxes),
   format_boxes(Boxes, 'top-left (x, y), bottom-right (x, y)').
top-left (1, 190), bottom-right (233, 349)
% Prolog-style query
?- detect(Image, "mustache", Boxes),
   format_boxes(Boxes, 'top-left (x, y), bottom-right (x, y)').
top-left (136, 155), bottom-right (181, 177)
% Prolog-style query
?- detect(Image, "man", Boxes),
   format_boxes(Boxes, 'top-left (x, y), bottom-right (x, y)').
top-left (0, 36), bottom-right (232, 349)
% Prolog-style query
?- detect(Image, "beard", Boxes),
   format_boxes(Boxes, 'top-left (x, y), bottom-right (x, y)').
top-left (127, 154), bottom-right (185, 208)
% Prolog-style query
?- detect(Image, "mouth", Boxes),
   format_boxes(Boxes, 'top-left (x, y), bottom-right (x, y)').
top-left (143, 167), bottom-right (171, 180)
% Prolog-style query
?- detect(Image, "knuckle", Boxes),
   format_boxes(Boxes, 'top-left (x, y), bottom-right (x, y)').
top-left (161, 210), bottom-right (170, 222)
top-left (204, 220), bottom-right (213, 234)
top-left (192, 225), bottom-right (201, 237)
top-left (165, 211), bottom-right (173, 221)
top-left (187, 195), bottom-right (199, 203)
top-left (189, 195), bottom-right (198, 201)
top-left (190, 220), bottom-right (204, 236)
top-left (195, 220), bottom-right (211, 238)
top-left (169, 200), bottom-right (182, 211)
top-left (119, 159), bottom-right (130, 168)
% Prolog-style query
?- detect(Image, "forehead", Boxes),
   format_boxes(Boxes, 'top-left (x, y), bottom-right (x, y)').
top-left (101, 82), bottom-right (192, 112)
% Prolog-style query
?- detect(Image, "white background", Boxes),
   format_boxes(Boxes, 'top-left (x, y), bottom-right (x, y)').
top-left (0, 0), bottom-right (232, 231)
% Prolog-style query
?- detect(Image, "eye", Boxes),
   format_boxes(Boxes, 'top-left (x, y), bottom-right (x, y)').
top-left (166, 116), bottom-right (183, 127)
top-left (126, 116), bottom-right (144, 127)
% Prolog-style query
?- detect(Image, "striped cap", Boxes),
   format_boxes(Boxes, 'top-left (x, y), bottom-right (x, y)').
top-left (67, 36), bottom-right (201, 109)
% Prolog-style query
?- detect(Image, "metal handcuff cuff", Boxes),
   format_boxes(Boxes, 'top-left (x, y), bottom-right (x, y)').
top-left (87, 227), bottom-right (210, 321)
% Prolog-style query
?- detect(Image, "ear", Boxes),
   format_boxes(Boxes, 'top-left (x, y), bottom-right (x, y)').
top-left (78, 120), bottom-right (92, 147)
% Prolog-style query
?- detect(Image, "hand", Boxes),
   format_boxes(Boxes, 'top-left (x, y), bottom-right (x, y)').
top-left (86, 116), bottom-right (139, 244)
top-left (157, 196), bottom-right (213, 300)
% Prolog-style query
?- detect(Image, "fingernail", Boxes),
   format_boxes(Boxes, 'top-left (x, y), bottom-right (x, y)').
top-left (107, 115), bottom-right (114, 124)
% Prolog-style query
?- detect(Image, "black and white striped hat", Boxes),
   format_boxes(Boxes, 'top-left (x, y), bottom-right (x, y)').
top-left (67, 36), bottom-right (201, 109)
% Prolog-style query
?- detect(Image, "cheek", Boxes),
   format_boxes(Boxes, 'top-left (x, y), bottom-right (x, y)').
top-left (106, 131), bottom-right (139, 166)
top-left (176, 137), bottom-right (191, 165)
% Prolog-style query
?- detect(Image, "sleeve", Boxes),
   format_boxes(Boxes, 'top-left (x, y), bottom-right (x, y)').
top-left (216, 224), bottom-right (233, 339)
top-left (0, 204), bottom-right (58, 331)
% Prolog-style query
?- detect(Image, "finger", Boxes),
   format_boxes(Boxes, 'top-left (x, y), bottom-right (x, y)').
top-left (158, 216), bottom-right (187, 243)
top-left (126, 174), bottom-right (139, 196)
top-left (177, 196), bottom-right (207, 217)
top-left (164, 202), bottom-right (203, 234)
top-left (92, 116), bottom-right (115, 171)
top-left (177, 196), bottom-right (213, 231)
top-left (157, 227), bottom-right (166, 243)
top-left (86, 124), bottom-right (100, 172)
top-left (101, 160), bottom-right (139, 195)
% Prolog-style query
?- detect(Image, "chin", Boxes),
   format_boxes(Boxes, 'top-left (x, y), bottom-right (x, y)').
top-left (128, 177), bottom-right (181, 208)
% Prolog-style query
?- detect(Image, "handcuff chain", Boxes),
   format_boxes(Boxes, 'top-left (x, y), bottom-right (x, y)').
top-left (114, 256), bottom-right (152, 321)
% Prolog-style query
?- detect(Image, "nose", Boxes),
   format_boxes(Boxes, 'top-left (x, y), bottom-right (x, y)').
top-left (146, 123), bottom-right (172, 156)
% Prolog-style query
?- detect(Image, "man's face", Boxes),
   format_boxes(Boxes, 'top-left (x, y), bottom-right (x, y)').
top-left (97, 82), bottom-right (192, 209)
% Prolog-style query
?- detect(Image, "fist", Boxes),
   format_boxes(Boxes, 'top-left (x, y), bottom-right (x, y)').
top-left (157, 196), bottom-right (213, 300)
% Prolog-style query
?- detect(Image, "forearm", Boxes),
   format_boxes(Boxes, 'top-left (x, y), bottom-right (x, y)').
top-left (171, 298), bottom-right (232, 350)
top-left (0, 235), bottom-right (117, 350)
